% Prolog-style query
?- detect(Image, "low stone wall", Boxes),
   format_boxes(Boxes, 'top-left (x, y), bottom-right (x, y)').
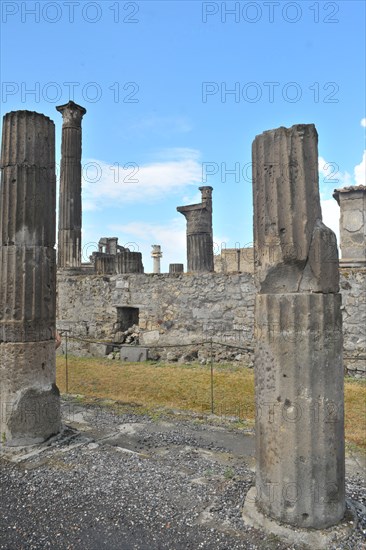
top-left (56, 268), bottom-right (365, 376)
top-left (56, 272), bottom-right (256, 364)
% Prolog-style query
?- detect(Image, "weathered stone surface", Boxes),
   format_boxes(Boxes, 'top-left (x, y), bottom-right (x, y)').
top-left (120, 346), bottom-right (148, 362)
top-left (91, 237), bottom-right (144, 274)
top-left (93, 250), bottom-right (144, 274)
top-left (252, 125), bottom-right (339, 293)
top-left (0, 341), bottom-right (60, 446)
top-left (333, 186), bottom-right (366, 265)
top-left (151, 245), bottom-right (162, 273)
top-left (0, 112), bottom-right (56, 247)
top-left (0, 246), bottom-right (56, 342)
top-left (250, 124), bottom-right (345, 530)
top-left (56, 101), bottom-right (86, 269)
top-left (57, 272), bottom-right (255, 359)
top-left (0, 110), bottom-right (60, 445)
top-left (255, 293), bottom-right (344, 528)
top-left (55, 267), bottom-right (365, 375)
top-left (214, 247), bottom-right (254, 273)
top-left (339, 267), bottom-right (366, 376)
top-left (169, 264), bottom-right (184, 273)
top-left (177, 186), bottom-right (214, 272)
top-left (115, 251), bottom-right (143, 274)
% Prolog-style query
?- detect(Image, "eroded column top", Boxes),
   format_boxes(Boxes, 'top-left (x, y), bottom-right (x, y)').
top-left (252, 123), bottom-right (339, 293)
top-left (56, 101), bottom-right (86, 127)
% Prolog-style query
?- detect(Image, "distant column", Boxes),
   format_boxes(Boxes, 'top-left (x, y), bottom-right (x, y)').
top-left (249, 124), bottom-right (345, 529)
top-left (56, 101), bottom-right (86, 268)
top-left (333, 186), bottom-right (366, 266)
top-left (177, 186), bottom-right (214, 272)
top-left (169, 263), bottom-right (184, 274)
top-left (151, 245), bottom-right (162, 273)
top-left (0, 110), bottom-right (60, 446)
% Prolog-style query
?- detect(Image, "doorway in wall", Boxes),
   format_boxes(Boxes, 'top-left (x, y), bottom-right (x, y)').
top-left (116, 307), bottom-right (139, 331)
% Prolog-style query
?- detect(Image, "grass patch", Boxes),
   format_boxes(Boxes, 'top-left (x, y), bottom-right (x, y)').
top-left (344, 377), bottom-right (366, 449)
top-left (56, 356), bottom-right (366, 449)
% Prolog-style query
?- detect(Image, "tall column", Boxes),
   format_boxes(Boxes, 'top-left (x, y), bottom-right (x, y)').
top-left (151, 245), bottom-right (162, 273)
top-left (251, 124), bottom-right (345, 528)
top-left (333, 186), bottom-right (366, 267)
top-left (0, 110), bottom-right (60, 446)
top-left (56, 101), bottom-right (86, 268)
top-left (177, 186), bottom-right (214, 272)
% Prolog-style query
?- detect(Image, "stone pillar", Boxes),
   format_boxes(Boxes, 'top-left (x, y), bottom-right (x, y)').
top-left (177, 186), bottom-right (214, 272)
top-left (0, 110), bottom-right (60, 446)
top-left (56, 101), bottom-right (86, 268)
top-left (115, 251), bottom-right (144, 274)
top-left (151, 245), bottom-right (162, 273)
top-left (251, 124), bottom-right (345, 528)
top-left (169, 263), bottom-right (184, 273)
top-left (333, 186), bottom-right (366, 266)
top-left (107, 237), bottom-right (118, 256)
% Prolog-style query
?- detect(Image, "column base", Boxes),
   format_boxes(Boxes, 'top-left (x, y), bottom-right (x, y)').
top-left (243, 487), bottom-right (356, 550)
top-left (0, 341), bottom-right (61, 446)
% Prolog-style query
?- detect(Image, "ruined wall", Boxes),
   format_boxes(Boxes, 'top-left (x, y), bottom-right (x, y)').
top-left (57, 272), bottom-right (255, 363)
top-left (56, 269), bottom-right (365, 376)
top-left (214, 248), bottom-right (254, 274)
top-left (340, 267), bottom-right (366, 375)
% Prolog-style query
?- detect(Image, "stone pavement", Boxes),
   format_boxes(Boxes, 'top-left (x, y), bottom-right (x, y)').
top-left (0, 397), bottom-right (365, 550)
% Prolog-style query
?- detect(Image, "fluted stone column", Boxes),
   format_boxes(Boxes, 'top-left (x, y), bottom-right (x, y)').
top-left (333, 186), bottom-right (366, 267)
top-left (177, 186), bottom-right (214, 272)
top-left (56, 101), bottom-right (86, 268)
top-left (250, 124), bottom-right (345, 529)
top-left (151, 245), bottom-right (162, 273)
top-left (0, 110), bottom-right (60, 446)
top-left (169, 263), bottom-right (184, 273)
top-left (115, 250), bottom-right (144, 274)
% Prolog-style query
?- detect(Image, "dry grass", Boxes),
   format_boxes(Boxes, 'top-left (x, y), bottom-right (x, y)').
top-left (344, 377), bottom-right (366, 449)
top-left (56, 356), bottom-right (365, 449)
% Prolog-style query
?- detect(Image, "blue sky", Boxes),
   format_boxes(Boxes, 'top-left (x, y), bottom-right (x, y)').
top-left (1, 0), bottom-right (365, 271)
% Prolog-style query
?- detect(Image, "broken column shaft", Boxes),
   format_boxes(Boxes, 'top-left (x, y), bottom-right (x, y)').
top-left (177, 186), bottom-right (214, 272)
top-left (252, 124), bottom-right (345, 528)
top-left (56, 101), bottom-right (86, 268)
top-left (0, 110), bottom-right (60, 445)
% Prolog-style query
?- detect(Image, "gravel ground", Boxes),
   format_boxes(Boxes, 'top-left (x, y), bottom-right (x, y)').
top-left (0, 397), bottom-right (365, 550)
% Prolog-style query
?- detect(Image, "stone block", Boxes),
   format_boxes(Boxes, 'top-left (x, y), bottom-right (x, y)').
top-left (120, 346), bottom-right (148, 362)
top-left (140, 330), bottom-right (160, 345)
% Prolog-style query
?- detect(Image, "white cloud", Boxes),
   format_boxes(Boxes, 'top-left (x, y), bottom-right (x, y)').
top-left (82, 148), bottom-right (202, 208)
top-left (354, 150), bottom-right (365, 186)
top-left (319, 150), bottom-right (366, 200)
top-left (361, 118), bottom-right (366, 128)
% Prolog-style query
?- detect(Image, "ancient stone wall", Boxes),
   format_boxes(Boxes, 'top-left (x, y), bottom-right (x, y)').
top-left (57, 272), bottom-right (255, 363)
top-left (214, 248), bottom-right (254, 274)
top-left (340, 267), bottom-right (366, 375)
top-left (56, 269), bottom-right (365, 376)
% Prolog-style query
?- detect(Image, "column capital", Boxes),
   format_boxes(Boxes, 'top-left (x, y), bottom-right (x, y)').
top-left (56, 101), bottom-right (86, 127)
